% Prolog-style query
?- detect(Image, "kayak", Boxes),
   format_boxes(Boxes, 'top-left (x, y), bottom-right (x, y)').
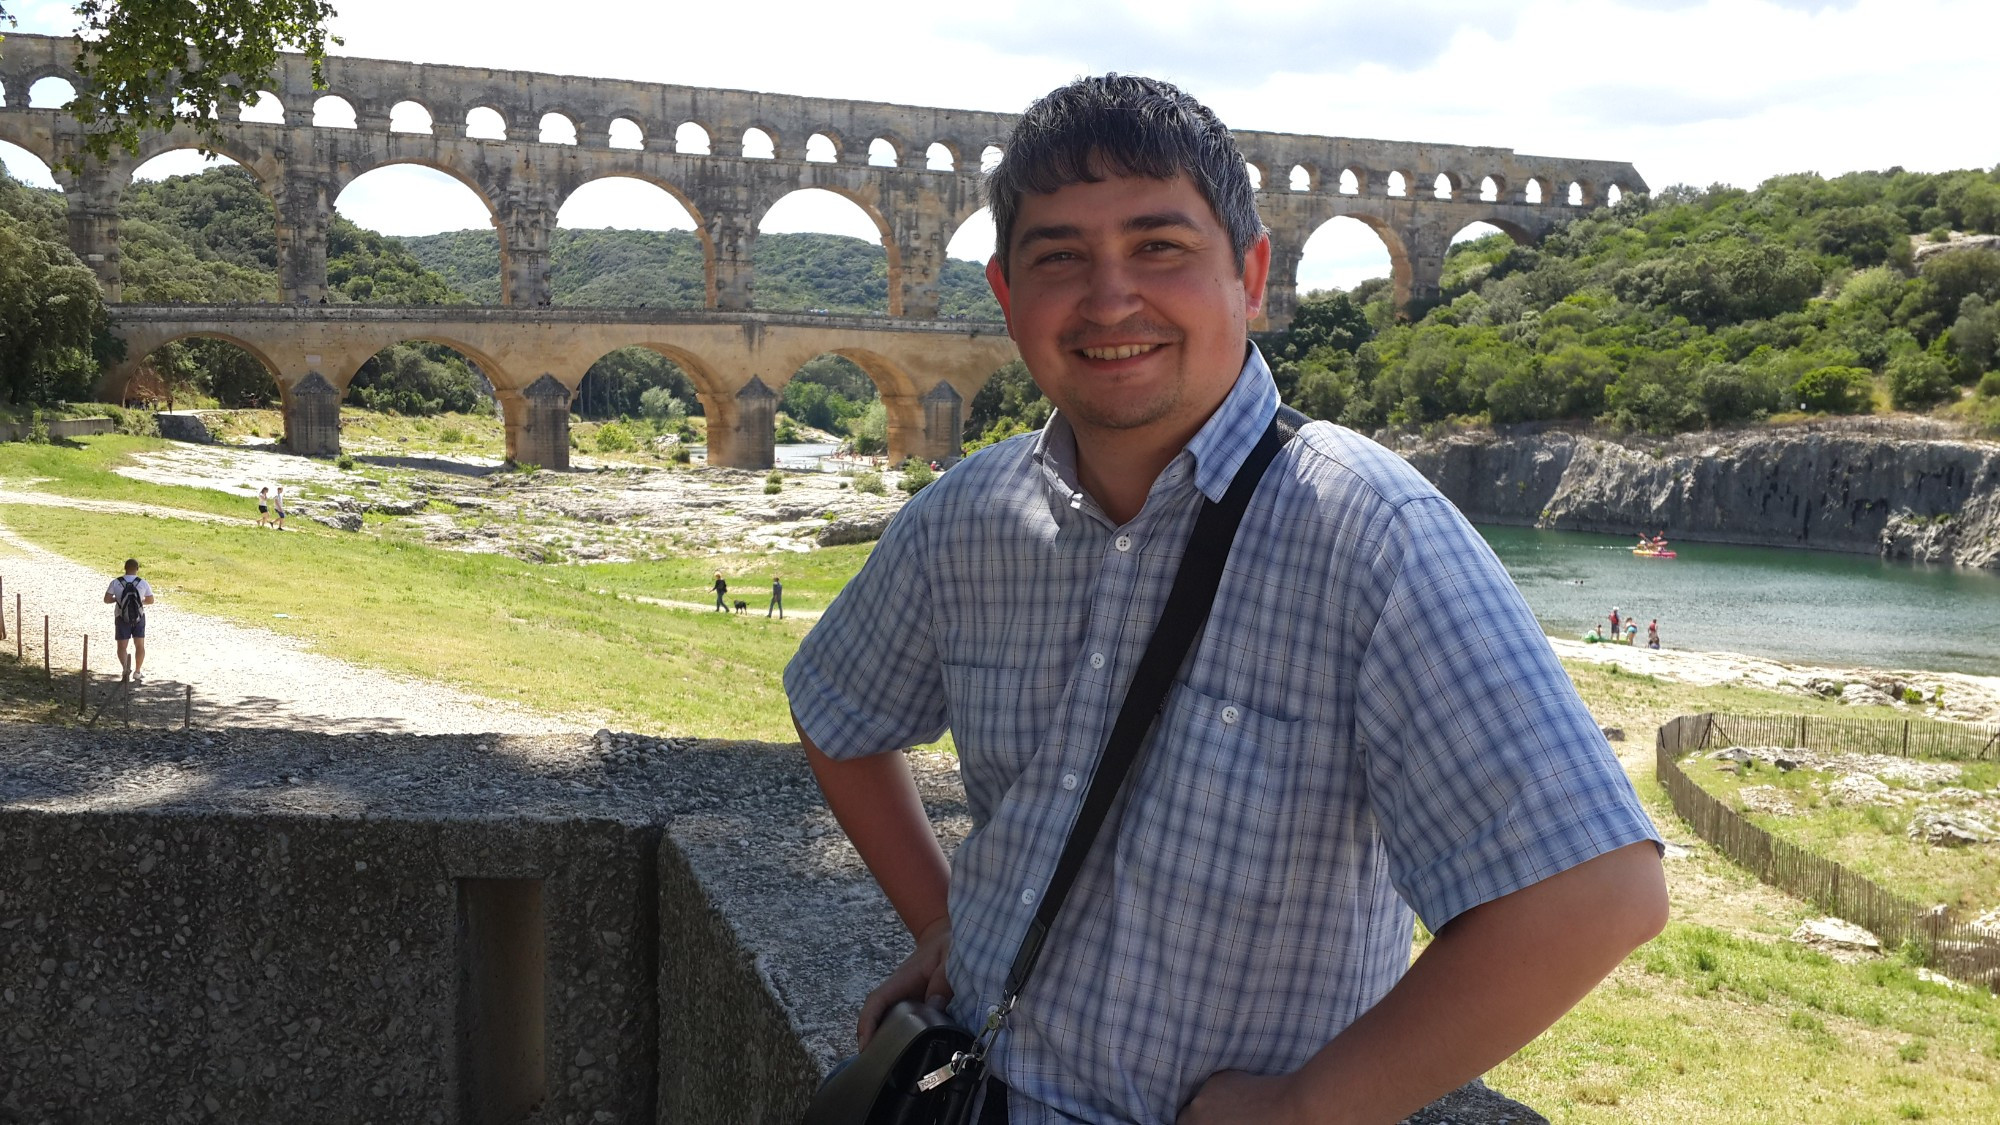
top-left (1632, 547), bottom-right (1677, 559)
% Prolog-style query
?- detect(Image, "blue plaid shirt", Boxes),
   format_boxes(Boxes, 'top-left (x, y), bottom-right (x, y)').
top-left (786, 346), bottom-right (1659, 1124)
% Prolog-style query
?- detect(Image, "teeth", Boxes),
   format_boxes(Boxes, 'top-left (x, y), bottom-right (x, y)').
top-left (1081, 344), bottom-right (1160, 360)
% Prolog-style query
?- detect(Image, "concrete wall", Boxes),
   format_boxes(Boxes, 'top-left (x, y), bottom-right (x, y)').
top-left (0, 727), bottom-right (1547, 1123)
top-left (0, 417), bottom-right (115, 441)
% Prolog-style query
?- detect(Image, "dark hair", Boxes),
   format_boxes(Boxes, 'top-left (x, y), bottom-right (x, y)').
top-left (124, 558), bottom-right (139, 572)
top-left (986, 74), bottom-right (1263, 276)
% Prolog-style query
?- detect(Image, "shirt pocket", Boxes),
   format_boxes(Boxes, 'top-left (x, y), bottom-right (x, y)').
top-left (1118, 684), bottom-right (1306, 935)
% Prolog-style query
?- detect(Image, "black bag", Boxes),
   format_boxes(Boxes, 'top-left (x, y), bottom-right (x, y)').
top-left (800, 408), bottom-right (1305, 1125)
top-left (116, 577), bottom-right (145, 625)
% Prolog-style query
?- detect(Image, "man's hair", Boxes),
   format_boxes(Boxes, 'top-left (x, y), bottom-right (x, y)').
top-left (986, 74), bottom-right (1263, 276)
top-left (123, 558), bottom-right (138, 573)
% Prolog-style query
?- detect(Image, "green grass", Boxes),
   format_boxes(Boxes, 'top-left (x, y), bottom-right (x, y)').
top-left (0, 434), bottom-right (253, 519)
top-left (576, 545), bottom-right (877, 616)
top-left (1686, 758), bottom-right (2000, 912)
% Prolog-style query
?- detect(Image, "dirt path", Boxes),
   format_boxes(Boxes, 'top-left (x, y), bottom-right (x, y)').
top-left (0, 488), bottom-right (252, 527)
top-left (0, 519), bottom-right (588, 735)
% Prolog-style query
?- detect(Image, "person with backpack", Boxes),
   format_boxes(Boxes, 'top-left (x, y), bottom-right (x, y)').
top-left (102, 558), bottom-right (155, 683)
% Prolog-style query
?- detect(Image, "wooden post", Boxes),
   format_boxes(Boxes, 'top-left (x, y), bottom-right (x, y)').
top-left (183, 685), bottom-right (192, 730)
top-left (80, 635), bottom-right (88, 713)
top-left (43, 615), bottom-right (50, 678)
top-left (14, 594), bottom-right (19, 659)
top-left (1, 575), bottom-right (6, 639)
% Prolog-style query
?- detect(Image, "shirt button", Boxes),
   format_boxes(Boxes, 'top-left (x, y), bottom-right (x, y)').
top-left (1062, 772), bottom-right (1078, 791)
top-left (1221, 705), bottom-right (1241, 725)
top-left (1021, 888), bottom-right (1037, 905)
top-left (1089, 652), bottom-right (1106, 669)
top-left (1114, 535), bottom-right (1133, 552)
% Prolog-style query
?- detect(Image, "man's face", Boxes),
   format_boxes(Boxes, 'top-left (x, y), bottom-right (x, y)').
top-left (987, 172), bottom-right (1269, 444)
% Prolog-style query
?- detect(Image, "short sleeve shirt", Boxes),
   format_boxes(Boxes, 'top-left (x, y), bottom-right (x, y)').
top-left (106, 576), bottom-right (152, 613)
top-left (785, 346), bottom-right (1659, 1125)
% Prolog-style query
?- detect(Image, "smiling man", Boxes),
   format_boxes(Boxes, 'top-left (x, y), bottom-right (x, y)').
top-left (785, 75), bottom-right (1666, 1125)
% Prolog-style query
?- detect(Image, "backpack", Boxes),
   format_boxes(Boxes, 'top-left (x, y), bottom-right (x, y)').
top-left (116, 577), bottom-right (144, 625)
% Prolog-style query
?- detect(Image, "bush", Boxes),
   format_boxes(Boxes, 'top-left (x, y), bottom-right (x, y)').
top-left (594, 422), bottom-right (636, 452)
top-left (899, 458), bottom-right (936, 495)
top-left (1793, 366), bottom-right (1875, 414)
top-left (669, 443), bottom-right (692, 464)
top-left (1887, 353), bottom-right (1958, 410)
top-left (765, 469), bottom-right (785, 485)
top-left (763, 482), bottom-right (783, 494)
top-left (853, 471), bottom-right (886, 495)
top-left (1979, 370), bottom-right (2000, 398)
top-left (438, 425), bottom-right (465, 444)
top-left (335, 453), bottom-right (356, 470)
top-left (638, 386), bottom-right (688, 425)
top-left (774, 416), bottom-right (801, 443)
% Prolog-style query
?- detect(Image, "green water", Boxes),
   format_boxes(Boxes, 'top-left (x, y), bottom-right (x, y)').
top-left (1477, 525), bottom-right (2000, 676)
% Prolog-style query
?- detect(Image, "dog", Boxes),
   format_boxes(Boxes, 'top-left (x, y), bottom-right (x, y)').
top-left (733, 599), bottom-right (748, 614)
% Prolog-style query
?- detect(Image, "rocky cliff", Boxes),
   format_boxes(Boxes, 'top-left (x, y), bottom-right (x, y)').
top-left (1397, 425), bottom-right (2000, 569)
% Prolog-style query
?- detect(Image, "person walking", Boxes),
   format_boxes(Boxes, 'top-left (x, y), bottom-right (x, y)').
top-left (103, 558), bottom-right (155, 683)
top-left (768, 575), bottom-right (784, 619)
top-left (257, 486), bottom-right (273, 528)
top-left (712, 572), bottom-right (728, 612)
top-left (273, 485), bottom-right (287, 531)
top-left (1648, 619), bottom-right (1661, 649)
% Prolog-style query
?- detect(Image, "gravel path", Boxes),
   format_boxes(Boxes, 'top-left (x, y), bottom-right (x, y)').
top-left (0, 519), bottom-right (587, 735)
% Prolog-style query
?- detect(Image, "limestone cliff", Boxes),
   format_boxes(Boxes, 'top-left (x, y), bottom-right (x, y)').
top-left (1396, 425), bottom-right (2000, 569)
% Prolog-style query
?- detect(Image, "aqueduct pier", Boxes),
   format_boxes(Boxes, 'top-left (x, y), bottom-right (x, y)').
top-left (0, 32), bottom-right (1647, 464)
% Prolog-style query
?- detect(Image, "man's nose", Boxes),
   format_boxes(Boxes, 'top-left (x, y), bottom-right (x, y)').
top-left (1077, 258), bottom-right (1144, 324)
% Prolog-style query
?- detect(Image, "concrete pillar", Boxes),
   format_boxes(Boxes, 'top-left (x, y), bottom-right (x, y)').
top-left (63, 185), bottom-right (123, 301)
top-left (283, 372), bottom-right (343, 457)
top-left (917, 381), bottom-right (963, 466)
top-left (1260, 237), bottom-right (1305, 333)
top-left (276, 172), bottom-right (332, 303)
top-left (1399, 224), bottom-right (1454, 317)
top-left (893, 213), bottom-right (948, 320)
top-left (499, 199), bottom-right (556, 307)
top-left (501, 375), bottom-right (573, 469)
top-left (702, 377), bottom-right (776, 469)
top-left (705, 210), bottom-right (756, 311)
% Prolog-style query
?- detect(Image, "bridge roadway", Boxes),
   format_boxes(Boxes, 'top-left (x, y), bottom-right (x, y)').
top-left (105, 305), bottom-right (1018, 469)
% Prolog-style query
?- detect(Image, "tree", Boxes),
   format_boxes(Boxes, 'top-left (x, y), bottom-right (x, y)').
top-left (2, 1), bottom-right (342, 168)
top-left (0, 206), bottom-right (106, 403)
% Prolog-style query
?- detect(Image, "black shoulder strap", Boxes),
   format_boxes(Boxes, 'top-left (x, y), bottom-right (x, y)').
top-left (1001, 406), bottom-right (1307, 999)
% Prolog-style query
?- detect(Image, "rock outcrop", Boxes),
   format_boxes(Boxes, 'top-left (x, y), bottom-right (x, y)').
top-left (1399, 424), bottom-right (2000, 568)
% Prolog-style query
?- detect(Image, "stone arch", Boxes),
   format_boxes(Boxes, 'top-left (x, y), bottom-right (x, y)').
top-left (313, 94), bottom-right (358, 128)
top-left (943, 203), bottom-right (996, 264)
top-left (27, 75), bottom-right (77, 108)
top-left (1337, 167), bottom-right (1363, 196)
top-left (867, 135), bottom-right (904, 168)
top-left (742, 126), bottom-right (779, 160)
top-left (123, 136), bottom-right (281, 194)
top-left (554, 173), bottom-right (714, 304)
top-left (238, 91), bottom-right (286, 124)
top-left (1288, 164), bottom-right (1314, 193)
top-left (1524, 177), bottom-right (1550, 205)
top-left (1479, 174), bottom-right (1504, 203)
top-left (332, 158), bottom-right (508, 295)
top-left (607, 117), bottom-right (645, 150)
top-left (573, 344), bottom-right (703, 420)
top-left (390, 100), bottom-right (434, 134)
top-left (1605, 184), bottom-right (1626, 206)
top-left (925, 141), bottom-right (960, 171)
top-left (675, 121), bottom-right (713, 154)
top-left (979, 144), bottom-right (1004, 173)
top-left (752, 186), bottom-right (904, 314)
top-left (1243, 161), bottom-right (1265, 192)
top-left (0, 131), bottom-right (59, 182)
top-left (1566, 179), bottom-right (1592, 207)
top-left (110, 331), bottom-right (285, 403)
top-left (805, 132), bottom-right (839, 164)
top-left (608, 342), bottom-right (728, 405)
top-left (540, 112), bottom-right (580, 145)
top-left (466, 106), bottom-right (509, 140)
top-left (354, 335), bottom-right (507, 392)
top-left (1385, 170), bottom-right (1411, 198)
top-left (1298, 210), bottom-right (1411, 304)
top-left (1453, 216), bottom-right (1535, 246)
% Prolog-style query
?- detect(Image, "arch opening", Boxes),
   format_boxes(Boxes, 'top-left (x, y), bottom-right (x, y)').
top-left (390, 101), bottom-right (434, 135)
top-left (1480, 176), bottom-right (1501, 203)
top-left (1386, 171), bottom-right (1409, 198)
top-left (1289, 165), bottom-right (1312, 193)
top-left (540, 113), bottom-right (578, 146)
top-left (979, 145), bottom-right (1004, 174)
top-left (754, 188), bottom-right (893, 314)
top-left (127, 337), bottom-right (281, 411)
top-left (945, 207), bottom-right (994, 263)
top-left (0, 140), bottom-right (61, 191)
top-left (332, 164), bottom-right (496, 302)
top-left (925, 142), bottom-right (956, 171)
top-left (313, 95), bottom-right (358, 129)
top-left (132, 149), bottom-right (248, 184)
top-left (1606, 184), bottom-right (1624, 207)
top-left (554, 177), bottom-right (705, 309)
top-left (780, 353), bottom-right (884, 457)
top-left (806, 133), bottom-right (837, 164)
top-left (345, 341), bottom-right (497, 419)
top-left (1567, 181), bottom-right (1584, 207)
top-left (1433, 173), bottom-right (1453, 200)
top-left (742, 128), bottom-right (776, 160)
top-left (238, 91), bottom-right (285, 124)
top-left (575, 347), bottom-right (701, 435)
top-left (28, 77), bottom-right (77, 109)
top-left (1338, 168), bottom-right (1360, 196)
top-left (1297, 215), bottom-right (1398, 297)
top-left (1244, 162), bottom-right (1264, 192)
top-left (675, 122), bottom-right (711, 155)
top-left (1524, 178), bottom-right (1546, 205)
top-left (466, 107), bottom-right (508, 141)
top-left (121, 164), bottom-right (280, 303)
top-left (607, 118), bottom-right (645, 150)
top-left (868, 138), bottom-right (900, 168)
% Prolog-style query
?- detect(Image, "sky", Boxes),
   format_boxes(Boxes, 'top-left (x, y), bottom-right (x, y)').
top-left (5, 0), bottom-right (1999, 291)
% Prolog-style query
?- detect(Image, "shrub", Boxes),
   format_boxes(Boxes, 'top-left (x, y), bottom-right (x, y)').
top-left (335, 453), bottom-right (356, 470)
top-left (594, 422), bottom-right (636, 453)
top-left (853, 471), bottom-right (886, 495)
top-left (774, 416), bottom-right (801, 443)
top-left (438, 425), bottom-right (465, 444)
top-left (765, 470), bottom-right (785, 486)
top-left (1793, 366), bottom-right (1874, 414)
top-left (24, 409), bottom-right (50, 444)
top-left (899, 458), bottom-right (936, 495)
top-left (1979, 370), bottom-right (2000, 398)
top-left (763, 482), bottom-right (783, 495)
top-left (669, 443), bottom-right (692, 464)
top-left (1887, 353), bottom-right (1958, 410)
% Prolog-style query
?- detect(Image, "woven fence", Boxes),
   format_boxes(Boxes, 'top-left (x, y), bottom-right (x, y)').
top-left (1656, 713), bottom-right (2000, 991)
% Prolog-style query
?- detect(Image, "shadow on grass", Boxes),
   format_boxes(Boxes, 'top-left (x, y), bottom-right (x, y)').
top-left (353, 453), bottom-right (505, 477)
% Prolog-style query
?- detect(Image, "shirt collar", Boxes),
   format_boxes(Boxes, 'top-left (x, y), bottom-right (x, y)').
top-left (1034, 343), bottom-right (1280, 504)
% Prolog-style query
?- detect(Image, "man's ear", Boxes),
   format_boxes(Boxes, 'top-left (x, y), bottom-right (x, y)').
top-left (985, 255), bottom-right (1013, 327)
top-left (1241, 232), bottom-right (1273, 321)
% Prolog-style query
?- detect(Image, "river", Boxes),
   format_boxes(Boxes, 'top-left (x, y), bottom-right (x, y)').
top-left (1478, 526), bottom-right (2000, 677)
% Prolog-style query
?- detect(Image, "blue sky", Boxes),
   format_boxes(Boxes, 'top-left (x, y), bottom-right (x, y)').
top-left (5, 0), bottom-right (1997, 291)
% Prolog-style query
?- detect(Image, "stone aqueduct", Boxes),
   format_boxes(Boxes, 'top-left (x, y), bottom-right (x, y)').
top-left (0, 32), bottom-right (1647, 467)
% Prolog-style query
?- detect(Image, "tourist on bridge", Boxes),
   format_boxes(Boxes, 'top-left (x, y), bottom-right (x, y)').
top-left (768, 575), bottom-right (784, 619)
top-left (712, 572), bottom-right (728, 612)
top-left (103, 558), bottom-right (155, 684)
top-left (788, 74), bottom-right (1663, 1125)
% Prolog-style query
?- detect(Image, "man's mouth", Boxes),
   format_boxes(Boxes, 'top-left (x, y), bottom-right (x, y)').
top-left (1077, 343), bottom-right (1167, 361)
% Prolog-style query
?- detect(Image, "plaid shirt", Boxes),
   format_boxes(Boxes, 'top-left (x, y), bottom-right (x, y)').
top-left (786, 347), bottom-right (1659, 1124)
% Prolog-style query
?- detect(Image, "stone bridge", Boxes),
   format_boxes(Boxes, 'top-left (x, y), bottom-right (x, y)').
top-left (1, 31), bottom-right (1647, 462)
top-left (104, 306), bottom-right (1018, 468)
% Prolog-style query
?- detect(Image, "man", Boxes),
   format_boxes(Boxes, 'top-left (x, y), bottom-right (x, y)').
top-left (712, 571), bottom-right (728, 612)
top-left (785, 76), bottom-right (1665, 1125)
top-left (103, 558), bottom-right (155, 683)
top-left (768, 575), bottom-right (784, 619)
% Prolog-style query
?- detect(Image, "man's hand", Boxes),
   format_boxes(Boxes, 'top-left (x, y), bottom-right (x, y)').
top-left (858, 915), bottom-right (954, 1047)
top-left (1180, 1069), bottom-right (1305, 1125)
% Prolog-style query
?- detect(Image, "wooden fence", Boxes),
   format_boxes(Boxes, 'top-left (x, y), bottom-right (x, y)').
top-left (1656, 713), bottom-right (2000, 991)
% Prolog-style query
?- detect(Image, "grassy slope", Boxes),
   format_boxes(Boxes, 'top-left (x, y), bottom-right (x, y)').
top-left (1, 435), bottom-right (1996, 1121)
